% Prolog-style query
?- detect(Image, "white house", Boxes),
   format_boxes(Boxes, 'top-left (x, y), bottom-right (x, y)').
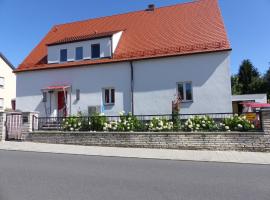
top-left (0, 53), bottom-right (16, 111)
top-left (15, 0), bottom-right (232, 117)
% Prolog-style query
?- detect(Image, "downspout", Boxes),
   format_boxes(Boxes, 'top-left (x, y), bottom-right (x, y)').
top-left (129, 61), bottom-right (134, 115)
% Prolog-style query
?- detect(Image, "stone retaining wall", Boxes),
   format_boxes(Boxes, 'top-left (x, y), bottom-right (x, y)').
top-left (25, 131), bottom-right (270, 152)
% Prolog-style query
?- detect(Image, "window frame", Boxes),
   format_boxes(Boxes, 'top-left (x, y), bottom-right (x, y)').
top-left (0, 77), bottom-right (4, 88)
top-left (103, 87), bottom-right (115, 105)
top-left (60, 49), bottom-right (68, 62)
top-left (177, 81), bottom-right (193, 102)
top-left (91, 43), bottom-right (100, 59)
top-left (75, 47), bottom-right (83, 60)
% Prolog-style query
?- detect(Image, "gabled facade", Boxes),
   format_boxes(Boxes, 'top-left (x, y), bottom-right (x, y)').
top-left (15, 0), bottom-right (232, 117)
top-left (0, 53), bottom-right (16, 111)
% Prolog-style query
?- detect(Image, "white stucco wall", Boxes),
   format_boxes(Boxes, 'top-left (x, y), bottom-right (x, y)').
top-left (16, 51), bottom-right (232, 116)
top-left (0, 57), bottom-right (16, 111)
top-left (16, 62), bottom-right (132, 117)
top-left (133, 51), bottom-right (232, 114)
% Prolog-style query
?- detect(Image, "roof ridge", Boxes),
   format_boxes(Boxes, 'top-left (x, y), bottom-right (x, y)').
top-left (54, 0), bottom-right (200, 28)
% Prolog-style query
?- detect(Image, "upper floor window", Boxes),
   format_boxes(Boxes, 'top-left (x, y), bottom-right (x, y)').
top-left (177, 82), bottom-right (193, 101)
top-left (91, 44), bottom-right (100, 59)
top-left (75, 47), bottom-right (83, 60)
top-left (103, 88), bottom-right (115, 105)
top-left (60, 49), bottom-right (67, 62)
top-left (0, 77), bottom-right (4, 88)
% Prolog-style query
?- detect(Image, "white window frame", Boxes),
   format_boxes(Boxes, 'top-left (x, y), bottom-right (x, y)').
top-left (0, 77), bottom-right (4, 88)
top-left (0, 98), bottom-right (4, 109)
top-left (177, 81), bottom-right (193, 102)
top-left (103, 87), bottom-right (115, 105)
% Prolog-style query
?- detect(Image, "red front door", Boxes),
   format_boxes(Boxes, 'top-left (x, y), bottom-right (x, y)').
top-left (58, 91), bottom-right (67, 117)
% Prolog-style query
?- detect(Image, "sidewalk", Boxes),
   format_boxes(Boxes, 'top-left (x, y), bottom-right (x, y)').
top-left (1, 141), bottom-right (270, 165)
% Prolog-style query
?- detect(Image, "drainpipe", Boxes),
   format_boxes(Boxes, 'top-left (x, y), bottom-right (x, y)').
top-left (129, 61), bottom-right (134, 115)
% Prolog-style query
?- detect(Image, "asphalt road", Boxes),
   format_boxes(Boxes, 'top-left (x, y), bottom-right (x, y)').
top-left (0, 150), bottom-right (269, 200)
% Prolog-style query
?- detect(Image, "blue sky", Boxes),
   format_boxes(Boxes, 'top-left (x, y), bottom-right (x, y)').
top-left (0, 0), bottom-right (269, 75)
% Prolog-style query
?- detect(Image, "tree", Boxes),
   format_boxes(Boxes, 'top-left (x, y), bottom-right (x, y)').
top-left (237, 59), bottom-right (262, 94)
top-left (263, 67), bottom-right (270, 99)
top-left (231, 75), bottom-right (242, 95)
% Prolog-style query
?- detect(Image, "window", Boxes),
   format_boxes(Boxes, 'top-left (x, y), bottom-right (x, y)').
top-left (91, 44), bottom-right (100, 58)
top-left (177, 82), bottom-right (193, 101)
top-left (75, 47), bottom-right (83, 60)
top-left (0, 77), bottom-right (4, 88)
top-left (0, 98), bottom-right (3, 109)
top-left (103, 88), bottom-right (115, 105)
top-left (60, 49), bottom-right (67, 62)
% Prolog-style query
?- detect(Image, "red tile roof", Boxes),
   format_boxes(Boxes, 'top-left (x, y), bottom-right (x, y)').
top-left (15, 0), bottom-right (231, 72)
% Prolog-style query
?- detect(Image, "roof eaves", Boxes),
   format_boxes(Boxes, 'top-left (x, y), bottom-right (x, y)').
top-left (0, 52), bottom-right (15, 70)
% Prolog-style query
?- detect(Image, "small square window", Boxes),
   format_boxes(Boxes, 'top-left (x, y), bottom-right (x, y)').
top-left (177, 82), bottom-right (193, 102)
top-left (60, 49), bottom-right (67, 62)
top-left (0, 77), bottom-right (4, 88)
top-left (75, 47), bottom-right (83, 60)
top-left (103, 88), bottom-right (115, 105)
top-left (91, 44), bottom-right (100, 59)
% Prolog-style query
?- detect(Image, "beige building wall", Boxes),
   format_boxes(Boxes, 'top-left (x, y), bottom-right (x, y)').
top-left (0, 54), bottom-right (16, 111)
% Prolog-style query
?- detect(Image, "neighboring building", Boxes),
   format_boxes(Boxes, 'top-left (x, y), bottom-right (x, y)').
top-left (0, 52), bottom-right (16, 111)
top-left (232, 94), bottom-right (268, 113)
top-left (15, 0), bottom-right (232, 117)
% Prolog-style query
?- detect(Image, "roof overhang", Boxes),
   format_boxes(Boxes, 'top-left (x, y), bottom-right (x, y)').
top-left (41, 85), bottom-right (70, 91)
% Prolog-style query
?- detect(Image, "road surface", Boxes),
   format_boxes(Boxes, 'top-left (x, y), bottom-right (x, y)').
top-left (0, 150), bottom-right (269, 200)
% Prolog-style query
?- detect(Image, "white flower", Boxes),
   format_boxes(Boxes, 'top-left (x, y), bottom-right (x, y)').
top-left (188, 125), bottom-right (193, 129)
top-left (202, 124), bottom-right (206, 127)
top-left (238, 124), bottom-right (243, 128)
top-left (100, 113), bottom-right (105, 116)
top-left (225, 126), bottom-right (229, 130)
top-left (251, 124), bottom-right (255, 129)
top-left (202, 120), bottom-right (205, 124)
top-left (78, 122), bottom-right (81, 126)
top-left (196, 124), bottom-right (200, 128)
top-left (70, 127), bottom-right (74, 131)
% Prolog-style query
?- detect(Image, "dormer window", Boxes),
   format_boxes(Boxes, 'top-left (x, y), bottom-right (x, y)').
top-left (91, 44), bottom-right (100, 59)
top-left (75, 47), bottom-right (83, 60)
top-left (60, 49), bottom-right (67, 62)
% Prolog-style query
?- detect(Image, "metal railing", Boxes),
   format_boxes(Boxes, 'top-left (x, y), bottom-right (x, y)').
top-left (32, 111), bottom-right (262, 132)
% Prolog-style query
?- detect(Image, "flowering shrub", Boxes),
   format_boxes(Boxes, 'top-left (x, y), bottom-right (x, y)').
top-left (220, 114), bottom-right (255, 131)
top-left (62, 116), bottom-right (82, 131)
top-left (183, 115), bottom-right (217, 132)
top-left (103, 112), bottom-right (144, 131)
top-left (90, 112), bottom-right (107, 131)
top-left (148, 117), bottom-right (174, 132)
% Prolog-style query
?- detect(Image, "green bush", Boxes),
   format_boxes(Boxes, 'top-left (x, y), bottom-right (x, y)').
top-left (220, 114), bottom-right (255, 131)
top-left (148, 117), bottom-right (173, 132)
top-left (89, 112), bottom-right (107, 131)
top-left (183, 115), bottom-right (218, 132)
top-left (62, 116), bottom-right (82, 131)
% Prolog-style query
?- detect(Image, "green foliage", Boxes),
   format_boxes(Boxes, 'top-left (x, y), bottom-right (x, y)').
top-left (232, 59), bottom-right (267, 96)
top-left (183, 115), bottom-right (217, 132)
top-left (220, 114), bottom-right (255, 131)
top-left (148, 117), bottom-right (174, 132)
top-left (89, 112), bottom-right (107, 131)
top-left (62, 116), bottom-right (82, 131)
top-left (103, 112), bottom-right (144, 131)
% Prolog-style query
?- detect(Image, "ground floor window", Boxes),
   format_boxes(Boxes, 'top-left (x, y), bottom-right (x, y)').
top-left (103, 88), bottom-right (115, 105)
top-left (177, 82), bottom-right (193, 101)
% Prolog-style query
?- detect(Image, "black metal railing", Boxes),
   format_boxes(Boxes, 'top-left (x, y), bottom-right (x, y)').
top-left (32, 111), bottom-right (262, 132)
